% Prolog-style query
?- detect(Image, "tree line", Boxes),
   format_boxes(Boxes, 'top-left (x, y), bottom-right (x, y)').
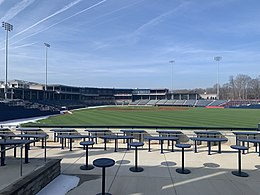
top-left (174, 74), bottom-right (260, 100)
top-left (220, 74), bottom-right (260, 100)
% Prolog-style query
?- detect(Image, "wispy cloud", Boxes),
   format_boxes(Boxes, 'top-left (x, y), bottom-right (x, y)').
top-left (0, 42), bottom-right (38, 51)
top-left (11, 42), bottom-right (38, 50)
top-left (0, 0), bottom-right (36, 21)
top-left (10, 0), bottom-right (107, 45)
top-left (0, 0), bottom-right (5, 6)
top-left (11, 0), bottom-right (83, 39)
top-left (133, 2), bottom-right (190, 35)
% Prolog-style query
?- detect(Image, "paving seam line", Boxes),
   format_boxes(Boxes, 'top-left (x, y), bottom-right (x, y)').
top-left (164, 153), bottom-right (178, 195)
top-left (108, 149), bottom-right (128, 193)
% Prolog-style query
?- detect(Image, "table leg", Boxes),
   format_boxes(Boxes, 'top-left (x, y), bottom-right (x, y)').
top-left (135, 147), bottom-right (138, 170)
top-left (148, 139), bottom-right (151, 152)
top-left (114, 139), bottom-right (117, 152)
top-left (208, 141), bottom-right (211, 155)
top-left (176, 147), bottom-right (190, 174)
top-left (86, 146), bottom-right (88, 166)
top-left (104, 138), bottom-right (107, 150)
top-left (218, 141), bottom-right (221, 153)
top-left (25, 144), bottom-right (29, 164)
top-left (44, 138), bottom-right (47, 162)
top-left (232, 149), bottom-right (248, 177)
top-left (69, 139), bottom-right (72, 151)
top-left (194, 140), bottom-right (197, 153)
top-left (102, 167), bottom-right (105, 195)
top-left (182, 148), bottom-right (184, 172)
top-left (1, 145), bottom-right (5, 166)
top-left (258, 143), bottom-right (260, 157)
top-left (242, 141), bottom-right (245, 154)
top-left (61, 138), bottom-right (64, 149)
top-left (80, 145), bottom-right (94, 171)
top-left (127, 139), bottom-right (130, 150)
top-left (14, 147), bottom-right (16, 158)
top-left (160, 140), bottom-right (164, 154)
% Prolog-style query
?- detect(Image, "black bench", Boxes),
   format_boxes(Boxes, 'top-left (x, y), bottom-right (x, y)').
top-left (144, 136), bottom-right (179, 153)
top-left (239, 138), bottom-right (260, 156)
top-left (120, 129), bottom-right (146, 142)
top-left (85, 129), bottom-right (112, 144)
top-left (57, 134), bottom-right (96, 151)
top-left (100, 135), bottom-right (134, 152)
top-left (50, 128), bottom-right (77, 142)
top-left (190, 137), bottom-right (228, 155)
top-left (0, 139), bottom-right (33, 166)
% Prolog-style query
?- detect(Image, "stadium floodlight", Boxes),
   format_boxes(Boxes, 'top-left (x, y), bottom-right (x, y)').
top-left (1, 22), bottom-right (13, 99)
top-left (44, 43), bottom-right (50, 93)
top-left (214, 56), bottom-right (222, 100)
top-left (169, 60), bottom-right (175, 96)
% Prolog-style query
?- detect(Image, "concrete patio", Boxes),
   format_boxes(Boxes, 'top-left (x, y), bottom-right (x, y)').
top-left (1, 138), bottom-right (260, 195)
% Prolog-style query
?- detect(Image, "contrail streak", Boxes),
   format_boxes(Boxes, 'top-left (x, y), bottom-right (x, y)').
top-left (11, 0), bottom-right (83, 39)
top-left (0, 42), bottom-right (37, 51)
top-left (10, 0), bottom-right (107, 45)
top-left (0, 0), bottom-right (5, 6)
top-left (0, 0), bottom-right (36, 22)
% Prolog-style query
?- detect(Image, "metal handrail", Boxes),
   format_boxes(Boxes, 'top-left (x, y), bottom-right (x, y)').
top-left (24, 124), bottom-right (258, 131)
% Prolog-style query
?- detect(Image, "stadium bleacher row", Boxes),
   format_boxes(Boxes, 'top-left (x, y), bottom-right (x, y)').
top-left (128, 99), bottom-right (228, 107)
top-left (0, 100), bottom-right (60, 122)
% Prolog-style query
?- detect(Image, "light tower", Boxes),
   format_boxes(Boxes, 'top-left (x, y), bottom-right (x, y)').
top-left (169, 60), bottom-right (175, 99)
top-left (169, 60), bottom-right (175, 90)
top-left (214, 56), bottom-right (222, 100)
top-left (44, 43), bottom-right (50, 90)
top-left (2, 22), bottom-right (13, 99)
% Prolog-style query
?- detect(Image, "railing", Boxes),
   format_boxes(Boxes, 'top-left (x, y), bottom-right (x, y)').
top-left (23, 124), bottom-right (259, 131)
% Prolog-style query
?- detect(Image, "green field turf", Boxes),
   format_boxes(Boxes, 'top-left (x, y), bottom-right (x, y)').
top-left (36, 106), bottom-right (260, 128)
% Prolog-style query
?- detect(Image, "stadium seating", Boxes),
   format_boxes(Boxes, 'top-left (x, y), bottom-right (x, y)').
top-left (174, 100), bottom-right (186, 106)
top-left (183, 100), bottom-right (196, 107)
top-left (209, 100), bottom-right (227, 106)
top-left (147, 100), bottom-right (159, 106)
top-left (164, 99), bottom-right (176, 106)
top-left (138, 99), bottom-right (150, 105)
top-left (155, 99), bottom-right (168, 106)
top-left (130, 100), bottom-right (141, 105)
top-left (195, 100), bottom-right (213, 107)
top-left (0, 101), bottom-right (59, 122)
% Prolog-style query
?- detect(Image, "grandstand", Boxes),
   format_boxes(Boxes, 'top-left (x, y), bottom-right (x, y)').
top-left (195, 100), bottom-right (213, 107)
top-left (138, 99), bottom-right (150, 105)
top-left (127, 99), bottom-right (231, 108)
top-left (1, 79), bottom-right (260, 123)
top-left (0, 100), bottom-right (59, 122)
top-left (209, 100), bottom-right (227, 106)
top-left (183, 100), bottom-right (196, 107)
top-left (155, 99), bottom-right (168, 106)
top-left (147, 100), bottom-right (159, 105)
top-left (164, 99), bottom-right (176, 106)
top-left (173, 100), bottom-right (186, 106)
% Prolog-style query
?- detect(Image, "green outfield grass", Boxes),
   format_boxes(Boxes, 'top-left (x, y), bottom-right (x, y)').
top-left (36, 106), bottom-right (260, 128)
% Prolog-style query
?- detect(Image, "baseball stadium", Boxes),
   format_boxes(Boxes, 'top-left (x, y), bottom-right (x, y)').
top-left (1, 1), bottom-right (260, 195)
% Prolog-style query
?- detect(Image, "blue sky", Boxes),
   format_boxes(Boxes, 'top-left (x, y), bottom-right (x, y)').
top-left (0, 0), bottom-right (259, 89)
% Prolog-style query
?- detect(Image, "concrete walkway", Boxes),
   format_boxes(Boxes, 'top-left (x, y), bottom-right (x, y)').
top-left (1, 140), bottom-right (260, 195)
